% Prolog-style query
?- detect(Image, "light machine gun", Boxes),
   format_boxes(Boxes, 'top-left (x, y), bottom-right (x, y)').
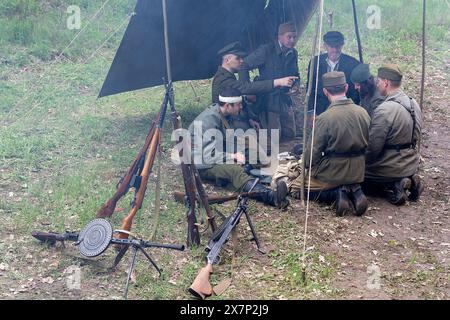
top-left (188, 179), bottom-right (265, 299)
top-left (32, 218), bottom-right (184, 299)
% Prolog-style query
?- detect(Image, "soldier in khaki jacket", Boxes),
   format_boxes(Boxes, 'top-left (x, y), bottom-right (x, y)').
top-left (188, 87), bottom-right (289, 209)
top-left (364, 64), bottom-right (423, 205)
top-left (303, 71), bottom-right (371, 216)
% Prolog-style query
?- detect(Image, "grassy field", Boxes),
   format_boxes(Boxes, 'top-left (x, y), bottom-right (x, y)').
top-left (1, 0), bottom-right (449, 300)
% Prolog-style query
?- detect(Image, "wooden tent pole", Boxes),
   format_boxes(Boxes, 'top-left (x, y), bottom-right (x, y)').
top-left (418, 0), bottom-right (426, 156)
top-left (419, 0), bottom-right (426, 111)
top-left (351, 0), bottom-right (364, 63)
top-left (162, 0), bottom-right (172, 82)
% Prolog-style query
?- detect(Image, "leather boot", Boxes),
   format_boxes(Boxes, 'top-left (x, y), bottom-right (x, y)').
top-left (335, 186), bottom-right (351, 217)
top-left (387, 178), bottom-right (411, 205)
top-left (243, 179), bottom-right (289, 209)
top-left (408, 174), bottom-right (423, 201)
top-left (348, 184), bottom-right (368, 216)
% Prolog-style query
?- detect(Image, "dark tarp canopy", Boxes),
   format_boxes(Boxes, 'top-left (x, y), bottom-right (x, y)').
top-left (99, 0), bottom-right (318, 98)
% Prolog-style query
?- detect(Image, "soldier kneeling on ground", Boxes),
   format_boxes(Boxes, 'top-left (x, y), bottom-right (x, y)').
top-left (364, 64), bottom-right (424, 205)
top-left (273, 71), bottom-right (371, 216)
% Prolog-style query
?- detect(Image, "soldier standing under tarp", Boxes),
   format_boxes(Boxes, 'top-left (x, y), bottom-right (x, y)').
top-left (350, 63), bottom-right (385, 117)
top-left (212, 41), bottom-right (297, 131)
top-left (364, 64), bottom-right (423, 205)
top-left (307, 31), bottom-right (360, 116)
top-left (239, 21), bottom-right (300, 141)
top-left (188, 87), bottom-right (289, 209)
top-left (273, 72), bottom-right (371, 216)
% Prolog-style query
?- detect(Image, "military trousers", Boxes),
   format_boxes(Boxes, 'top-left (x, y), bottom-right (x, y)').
top-left (198, 164), bottom-right (253, 191)
top-left (261, 107), bottom-right (296, 141)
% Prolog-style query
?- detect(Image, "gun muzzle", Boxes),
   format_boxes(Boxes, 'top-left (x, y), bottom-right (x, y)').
top-left (188, 264), bottom-right (213, 300)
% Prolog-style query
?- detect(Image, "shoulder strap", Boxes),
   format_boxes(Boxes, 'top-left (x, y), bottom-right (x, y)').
top-left (218, 111), bottom-right (231, 129)
top-left (388, 96), bottom-right (416, 147)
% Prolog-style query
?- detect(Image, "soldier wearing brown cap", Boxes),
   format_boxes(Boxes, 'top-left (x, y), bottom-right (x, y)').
top-left (364, 64), bottom-right (423, 205)
top-left (302, 71), bottom-right (371, 216)
top-left (238, 21), bottom-right (300, 141)
top-left (307, 31), bottom-right (360, 116)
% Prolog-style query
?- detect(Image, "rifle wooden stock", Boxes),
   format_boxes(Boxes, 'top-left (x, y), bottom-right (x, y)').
top-left (171, 112), bottom-right (200, 246)
top-left (193, 167), bottom-right (217, 231)
top-left (188, 264), bottom-right (213, 300)
top-left (180, 163), bottom-right (200, 246)
top-left (118, 129), bottom-right (161, 239)
top-left (173, 191), bottom-right (261, 205)
top-left (96, 121), bottom-right (157, 218)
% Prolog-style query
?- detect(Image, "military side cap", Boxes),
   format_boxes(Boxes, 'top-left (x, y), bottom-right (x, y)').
top-left (350, 63), bottom-right (371, 83)
top-left (322, 71), bottom-right (347, 87)
top-left (217, 41), bottom-right (247, 57)
top-left (278, 21), bottom-right (296, 35)
top-left (323, 31), bottom-right (345, 46)
top-left (378, 64), bottom-right (403, 81)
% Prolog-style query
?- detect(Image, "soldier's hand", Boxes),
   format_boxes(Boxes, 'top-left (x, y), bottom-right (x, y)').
top-left (249, 119), bottom-right (261, 132)
top-left (232, 152), bottom-right (246, 164)
top-left (274, 76), bottom-right (298, 88)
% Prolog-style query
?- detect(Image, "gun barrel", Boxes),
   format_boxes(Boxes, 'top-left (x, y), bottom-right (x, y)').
top-left (32, 231), bottom-right (78, 244)
top-left (140, 241), bottom-right (185, 251)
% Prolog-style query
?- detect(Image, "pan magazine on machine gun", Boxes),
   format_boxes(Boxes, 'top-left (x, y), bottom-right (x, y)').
top-left (32, 218), bottom-right (184, 299)
top-left (189, 179), bottom-right (265, 299)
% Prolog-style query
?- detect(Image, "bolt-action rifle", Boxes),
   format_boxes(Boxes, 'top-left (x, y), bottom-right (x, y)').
top-left (94, 81), bottom-right (216, 245)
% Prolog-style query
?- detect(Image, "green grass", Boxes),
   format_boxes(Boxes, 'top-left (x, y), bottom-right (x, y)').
top-left (0, 0), bottom-right (448, 300)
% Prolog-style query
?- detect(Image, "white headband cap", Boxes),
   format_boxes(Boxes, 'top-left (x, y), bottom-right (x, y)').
top-left (218, 95), bottom-right (242, 103)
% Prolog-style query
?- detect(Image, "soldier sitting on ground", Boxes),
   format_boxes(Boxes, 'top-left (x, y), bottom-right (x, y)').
top-left (364, 64), bottom-right (423, 205)
top-left (188, 87), bottom-right (290, 209)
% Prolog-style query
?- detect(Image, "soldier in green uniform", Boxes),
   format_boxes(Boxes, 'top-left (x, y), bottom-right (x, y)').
top-left (303, 71), bottom-right (371, 216)
top-left (238, 22), bottom-right (300, 140)
top-left (188, 87), bottom-right (289, 209)
top-left (364, 64), bottom-right (423, 205)
top-left (212, 41), bottom-right (297, 131)
top-left (350, 63), bottom-right (385, 117)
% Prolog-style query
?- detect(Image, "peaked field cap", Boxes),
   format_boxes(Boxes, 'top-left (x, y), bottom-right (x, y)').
top-left (322, 71), bottom-right (347, 87)
top-left (378, 64), bottom-right (403, 81)
top-left (350, 63), bottom-right (371, 83)
top-left (278, 21), bottom-right (296, 35)
top-left (323, 31), bottom-right (345, 46)
top-left (217, 41), bottom-right (247, 57)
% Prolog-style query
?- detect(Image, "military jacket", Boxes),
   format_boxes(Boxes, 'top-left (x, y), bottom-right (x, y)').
top-left (239, 41), bottom-right (299, 113)
top-left (304, 98), bottom-right (371, 185)
top-left (365, 90), bottom-right (422, 180)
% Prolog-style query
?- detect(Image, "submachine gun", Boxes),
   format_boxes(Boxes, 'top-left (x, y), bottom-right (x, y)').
top-left (32, 218), bottom-right (184, 299)
top-left (188, 179), bottom-right (265, 299)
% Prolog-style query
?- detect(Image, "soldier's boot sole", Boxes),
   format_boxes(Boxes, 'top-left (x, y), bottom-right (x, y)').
top-left (349, 184), bottom-right (368, 216)
top-left (388, 178), bottom-right (411, 206)
top-left (335, 187), bottom-right (351, 217)
top-left (408, 174), bottom-right (424, 201)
